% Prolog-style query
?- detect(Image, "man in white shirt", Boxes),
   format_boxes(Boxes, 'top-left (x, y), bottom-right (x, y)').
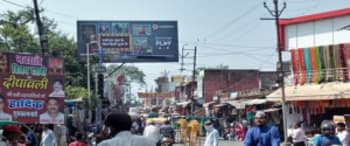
top-left (204, 120), bottom-right (219, 146)
top-left (0, 94), bottom-right (12, 121)
top-left (97, 113), bottom-right (156, 146)
top-left (49, 80), bottom-right (65, 97)
top-left (40, 98), bottom-right (64, 124)
top-left (292, 122), bottom-right (306, 146)
top-left (143, 120), bottom-right (160, 144)
top-left (336, 122), bottom-right (350, 146)
top-left (40, 124), bottom-right (57, 146)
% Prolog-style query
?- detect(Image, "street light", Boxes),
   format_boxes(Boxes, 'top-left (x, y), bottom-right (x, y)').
top-left (86, 41), bottom-right (98, 108)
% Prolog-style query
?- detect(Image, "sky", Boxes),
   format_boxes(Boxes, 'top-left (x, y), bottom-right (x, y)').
top-left (1, 0), bottom-right (350, 91)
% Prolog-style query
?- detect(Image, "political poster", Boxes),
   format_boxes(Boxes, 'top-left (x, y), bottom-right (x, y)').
top-left (0, 52), bottom-right (65, 124)
top-left (77, 21), bottom-right (179, 63)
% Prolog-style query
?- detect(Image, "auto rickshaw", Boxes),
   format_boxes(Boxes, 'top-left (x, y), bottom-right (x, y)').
top-left (0, 120), bottom-right (39, 146)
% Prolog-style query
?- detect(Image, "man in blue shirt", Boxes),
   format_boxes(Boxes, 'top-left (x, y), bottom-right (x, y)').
top-left (312, 120), bottom-right (341, 146)
top-left (244, 111), bottom-right (280, 146)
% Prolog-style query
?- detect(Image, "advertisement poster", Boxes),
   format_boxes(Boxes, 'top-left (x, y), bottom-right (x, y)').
top-left (0, 52), bottom-right (65, 124)
top-left (77, 21), bottom-right (178, 63)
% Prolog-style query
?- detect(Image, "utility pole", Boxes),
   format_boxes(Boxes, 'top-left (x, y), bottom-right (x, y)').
top-left (180, 45), bottom-right (198, 113)
top-left (32, 0), bottom-right (48, 56)
top-left (180, 45), bottom-right (185, 72)
top-left (263, 0), bottom-right (288, 144)
top-left (191, 46), bottom-right (197, 113)
top-left (192, 46), bottom-right (197, 84)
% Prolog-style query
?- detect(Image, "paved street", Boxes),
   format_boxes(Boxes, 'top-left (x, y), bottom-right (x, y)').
top-left (174, 140), bottom-right (243, 146)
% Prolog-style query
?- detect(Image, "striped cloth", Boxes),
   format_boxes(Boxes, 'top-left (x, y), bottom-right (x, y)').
top-left (298, 48), bottom-right (306, 85)
top-left (304, 48), bottom-right (312, 83)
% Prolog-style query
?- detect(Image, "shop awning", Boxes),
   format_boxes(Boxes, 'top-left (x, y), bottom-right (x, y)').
top-left (226, 100), bottom-right (245, 109)
top-left (176, 101), bottom-right (191, 107)
top-left (242, 99), bottom-right (267, 105)
top-left (203, 101), bottom-right (216, 107)
top-left (267, 82), bottom-right (350, 102)
top-left (214, 103), bottom-right (228, 108)
top-left (264, 108), bottom-right (281, 112)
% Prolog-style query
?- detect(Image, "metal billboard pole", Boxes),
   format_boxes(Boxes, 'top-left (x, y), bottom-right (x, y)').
top-left (86, 43), bottom-right (91, 109)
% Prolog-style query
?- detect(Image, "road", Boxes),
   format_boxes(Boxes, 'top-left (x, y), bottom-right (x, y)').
top-left (174, 140), bottom-right (243, 146)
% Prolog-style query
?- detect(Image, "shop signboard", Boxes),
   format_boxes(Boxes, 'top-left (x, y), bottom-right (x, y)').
top-left (0, 52), bottom-right (65, 124)
top-left (77, 21), bottom-right (179, 63)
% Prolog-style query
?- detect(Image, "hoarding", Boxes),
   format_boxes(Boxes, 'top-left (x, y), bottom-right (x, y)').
top-left (0, 52), bottom-right (65, 124)
top-left (77, 21), bottom-right (179, 63)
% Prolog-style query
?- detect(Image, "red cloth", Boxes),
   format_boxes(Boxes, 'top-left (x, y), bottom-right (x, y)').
top-left (291, 49), bottom-right (299, 85)
top-left (298, 48), bottom-right (306, 85)
top-left (3, 125), bottom-right (22, 134)
top-left (235, 124), bottom-right (245, 141)
top-left (69, 141), bottom-right (87, 146)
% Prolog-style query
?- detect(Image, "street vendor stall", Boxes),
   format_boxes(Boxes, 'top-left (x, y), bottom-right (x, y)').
top-left (267, 82), bottom-right (350, 136)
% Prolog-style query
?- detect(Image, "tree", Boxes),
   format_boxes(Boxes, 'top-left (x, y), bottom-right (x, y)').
top-left (0, 8), bottom-right (39, 53)
top-left (0, 8), bottom-right (87, 97)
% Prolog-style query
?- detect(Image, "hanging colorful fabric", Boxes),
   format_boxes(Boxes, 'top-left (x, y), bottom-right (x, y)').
top-left (322, 46), bottom-right (331, 82)
top-left (319, 46), bottom-right (327, 83)
top-left (339, 44), bottom-right (348, 81)
top-left (304, 48), bottom-right (312, 83)
top-left (342, 44), bottom-right (350, 80)
top-left (298, 48), bottom-right (306, 85)
top-left (291, 49), bottom-right (299, 85)
top-left (328, 45), bottom-right (336, 82)
top-left (334, 45), bottom-right (344, 81)
top-left (310, 47), bottom-right (318, 83)
top-left (315, 47), bottom-right (323, 83)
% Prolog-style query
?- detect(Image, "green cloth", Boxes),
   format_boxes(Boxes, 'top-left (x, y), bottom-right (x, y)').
top-left (315, 47), bottom-right (323, 83)
top-left (0, 120), bottom-right (21, 128)
top-left (246, 112), bottom-right (254, 123)
top-left (200, 116), bottom-right (209, 125)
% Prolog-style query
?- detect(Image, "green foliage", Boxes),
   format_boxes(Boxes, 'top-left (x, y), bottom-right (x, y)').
top-left (65, 85), bottom-right (88, 99)
top-left (0, 9), bottom-right (39, 53)
top-left (65, 85), bottom-right (100, 109)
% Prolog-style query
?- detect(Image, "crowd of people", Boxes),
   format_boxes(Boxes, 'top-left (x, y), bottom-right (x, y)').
top-left (1, 110), bottom-right (350, 146)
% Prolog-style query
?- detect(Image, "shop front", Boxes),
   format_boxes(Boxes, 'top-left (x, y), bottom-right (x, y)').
top-left (267, 82), bottom-right (350, 135)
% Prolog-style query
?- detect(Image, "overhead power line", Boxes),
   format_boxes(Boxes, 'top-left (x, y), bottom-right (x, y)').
top-left (1, 0), bottom-right (78, 20)
top-left (182, 40), bottom-right (274, 49)
top-left (1, 0), bottom-right (28, 8)
top-left (203, 2), bottom-right (261, 39)
top-left (198, 44), bottom-right (273, 53)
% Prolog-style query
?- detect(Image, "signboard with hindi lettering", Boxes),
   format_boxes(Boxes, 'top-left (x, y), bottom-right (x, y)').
top-left (77, 21), bottom-right (179, 63)
top-left (0, 52), bottom-right (65, 124)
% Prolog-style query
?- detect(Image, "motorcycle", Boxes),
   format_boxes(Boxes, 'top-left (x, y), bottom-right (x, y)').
top-left (160, 136), bottom-right (174, 146)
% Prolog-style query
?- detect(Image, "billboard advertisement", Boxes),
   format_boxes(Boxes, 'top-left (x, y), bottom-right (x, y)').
top-left (0, 52), bottom-right (65, 124)
top-left (77, 21), bottom-right (179, 63)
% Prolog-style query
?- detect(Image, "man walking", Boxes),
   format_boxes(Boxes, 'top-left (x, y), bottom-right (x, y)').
top-left (204, 121), bottom-right (219, 146)
top-left (244, 111), bottom-right (280, 146)
top-left (292, 122), bottom-right (306, 146)
top-left (97, 112), bottom-right (156, 146)
top-left (143, 120), bottom-right (160, 144)
top-left (336, 122), bottom-right (350, 146)
top-left (40, 124), bottom-right (57, 146)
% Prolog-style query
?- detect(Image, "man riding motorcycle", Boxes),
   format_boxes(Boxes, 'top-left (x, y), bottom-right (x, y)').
top-left (160, 120), bottom-right (175, 146)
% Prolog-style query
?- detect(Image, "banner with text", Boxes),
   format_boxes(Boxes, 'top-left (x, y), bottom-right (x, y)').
top-left (0, 52), bottom-right (65, 124)
top-left (77, 21), bottom-right (179, 63)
